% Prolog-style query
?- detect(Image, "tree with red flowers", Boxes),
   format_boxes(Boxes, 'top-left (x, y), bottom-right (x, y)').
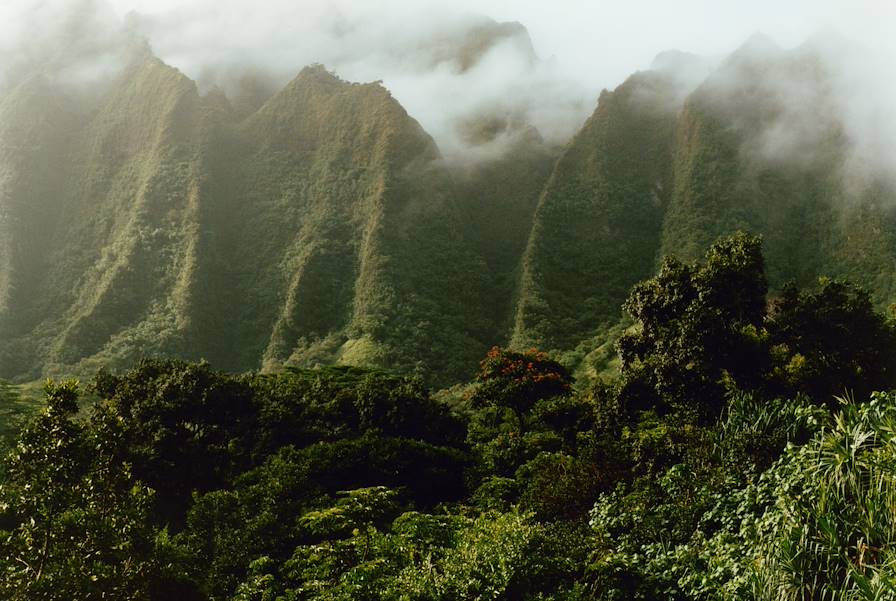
top-left (470, 346), bottom-right (572, 428)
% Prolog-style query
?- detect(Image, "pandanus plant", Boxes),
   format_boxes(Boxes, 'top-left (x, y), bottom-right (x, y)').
top-left (752, 392), bottom-right (896, 601)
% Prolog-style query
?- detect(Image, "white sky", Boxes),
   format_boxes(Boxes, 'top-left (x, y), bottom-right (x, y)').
top-left (1, 1), bottom-right (893, 159)
top-left (103, 0), bottom-right (895, 93)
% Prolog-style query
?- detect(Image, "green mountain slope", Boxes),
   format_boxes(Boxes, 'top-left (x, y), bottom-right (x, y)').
top-left (191, 65), bottom-right (493, 382)
top-left (512, 70), bottom-right (680, 351)
top-left (49, 59), bottom-right (206, 369)
top-left (0, 59), bottom-right (496, 385)
top-left (661, 37), bottom-right (896, 293)
top-left (451, 125), bottom-right (558, 336)
top-left (513, 36), bottom-right (896, 360)
top-left (3, 32), bottom-right (896, 385)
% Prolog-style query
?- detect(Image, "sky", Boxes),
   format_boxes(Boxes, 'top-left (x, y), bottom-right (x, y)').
top-left (99, 0), bottom-right (895, 89)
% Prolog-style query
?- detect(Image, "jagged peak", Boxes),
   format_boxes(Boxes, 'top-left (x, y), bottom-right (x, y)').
top-left (262, 63), bottom-right (397, 115)
top-left (244, 62), bottom-right (438, 162)
top-left (451, 17), bottom-right (537, 72)
top-left (292, 63), bottom-right (345, 87)
top-left (276, 64), bottom-right (390, 100)
top-left (683, 32), bottom-right (788, 105)
top-left (129, 54), bottom-right (193, 85)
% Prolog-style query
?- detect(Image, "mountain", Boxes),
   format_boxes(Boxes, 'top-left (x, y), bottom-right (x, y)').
top-left (0, 57), bottom-right (503, 385)
top-left (0, 75), bottom-right (77, 347)
top-left (2, 32), bottom-right (895, 385)
top-left (0, 57), bottom-right (212, 378)
top-left (191, 64), bottom-right (494, 383)
top-left (380, 16), bottom-right (537, 74)
top-left (513, 35), bottom-right (896, 362)
top-left (512, 69), bottom-right (680, 352)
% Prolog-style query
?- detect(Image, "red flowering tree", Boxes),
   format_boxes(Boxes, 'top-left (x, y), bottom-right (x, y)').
top-left (470, 347), bottom-right (572, 426)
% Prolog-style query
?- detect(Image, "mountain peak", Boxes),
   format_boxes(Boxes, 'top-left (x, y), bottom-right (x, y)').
top-left (265, 63), bottom-right (396, 116)
top-left (293, 63), bottom-right (344, 86)
top-left (453, 18), bottom-right (536, 72)
top-left (725, 32), bottom-right (782, 65)
top-left (650, 49), bottom-right (705, 73)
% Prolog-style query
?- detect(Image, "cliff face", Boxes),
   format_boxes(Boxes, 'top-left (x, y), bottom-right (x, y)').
top-left (0, 60), bottom-right (495, 384)
top-left (2, 34), bottom-right (895, 384)
top-left (512, 71), bottom-right (680, 351)
top-left (0, 59), bottom-right (208, 378)
top-left (199, 65), bottom-right (493, 383)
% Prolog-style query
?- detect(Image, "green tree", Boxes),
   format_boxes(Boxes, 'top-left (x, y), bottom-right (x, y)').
top-left (768, 279), bottom-right (896, 404)
top-left (95, 359), bottom-right (258, 524)
top-left (0, 381), bottom-right (161, 600)
top-left (618, 232), bottom-right (769, 419)
top-left (466, 347), bottom-right (574, 481)
top-left (470, 347), bottom-right (573, 426)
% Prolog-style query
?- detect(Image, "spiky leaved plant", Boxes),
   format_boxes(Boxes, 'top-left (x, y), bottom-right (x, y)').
top-left (752, 392), bottom-right (896, 601)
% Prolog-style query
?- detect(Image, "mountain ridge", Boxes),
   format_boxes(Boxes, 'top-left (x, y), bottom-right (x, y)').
top-left (514, 36), bottom-right (896, 367)
top-left (2, 33), bottom-right (895, 385)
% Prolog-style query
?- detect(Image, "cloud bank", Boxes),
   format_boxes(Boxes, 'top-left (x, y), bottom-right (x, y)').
top-left (0, 0), bottom-right (894, 172)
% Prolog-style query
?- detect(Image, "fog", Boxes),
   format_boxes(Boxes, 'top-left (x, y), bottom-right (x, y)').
top-left (0, 0), bottom-right (894, 169)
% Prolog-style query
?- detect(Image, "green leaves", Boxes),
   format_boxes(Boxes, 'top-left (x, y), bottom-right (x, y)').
top-left (746, 394), bottom-right (896, 600)
top-left (299, 487), bottom-right (400, 540)
top-left (470, 347), bottom-right (573, 420)
top-left (600, 392), bottom-right (896, 601)
top-left (0, 380), bottom-right (165, 600)
top-left (768, 279), bottom-right (896, 404)
top-left (619, 231), bottom-right (768, 419)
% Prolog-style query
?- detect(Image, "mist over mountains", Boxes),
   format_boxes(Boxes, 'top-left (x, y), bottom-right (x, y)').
top-left (0, 0), bottom-right (595, 160)
top-left (1, 1), bottom-right (896, 384)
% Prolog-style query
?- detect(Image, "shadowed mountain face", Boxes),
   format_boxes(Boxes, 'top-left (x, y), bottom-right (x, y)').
top-left (1, 33), bottom-right (894, 384)
top-left (0, 57), bottom-right (518, 385)
top-left (512, 70), bottom-right (680, 352)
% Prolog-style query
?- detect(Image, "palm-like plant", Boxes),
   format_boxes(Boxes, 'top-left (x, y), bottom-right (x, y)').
top-left (753, 392), bottom-right (896, 601)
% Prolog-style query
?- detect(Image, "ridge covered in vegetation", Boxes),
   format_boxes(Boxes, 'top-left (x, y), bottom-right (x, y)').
top-left (0, 57), bottom-right (518, 386)
top-left (515, 37), bottom-right (896, 367)
top-left (3, 33), bottom-right (896, 385)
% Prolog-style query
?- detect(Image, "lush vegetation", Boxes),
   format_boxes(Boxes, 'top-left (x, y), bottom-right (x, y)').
top-left (5, 39), bottom-right (896, 390)
top-left (0, 59), bottom-right (503, 388)
top-left (3, 233), bottom-right (896, 600)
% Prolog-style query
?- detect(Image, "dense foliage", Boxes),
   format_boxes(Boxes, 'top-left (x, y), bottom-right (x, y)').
top-left (3, 233), bottom-right (896, 600)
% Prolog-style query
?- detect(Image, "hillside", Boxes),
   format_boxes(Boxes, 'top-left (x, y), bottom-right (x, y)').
top-left (192, 65), bottom-right (494, 382)
top-left (513, 36), bottom-right (896, 360)
top-left (2, 32), bottom-right (896, 384)
top-left (512, 69), bottom-right (680, 352)
top-left (0, 58), bottom-right (498, 385)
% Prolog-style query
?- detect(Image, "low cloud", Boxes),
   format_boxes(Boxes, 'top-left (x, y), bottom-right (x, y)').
top-left (0, 1), bottom-right (595, 158)
top-left (0, 0), bottom-right (894, 175)
top-left (680, 32), bottom-right (896, 186)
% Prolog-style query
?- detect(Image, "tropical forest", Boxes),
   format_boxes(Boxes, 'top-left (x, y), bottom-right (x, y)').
top-left (2, 1), bottom-right (896, 599)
